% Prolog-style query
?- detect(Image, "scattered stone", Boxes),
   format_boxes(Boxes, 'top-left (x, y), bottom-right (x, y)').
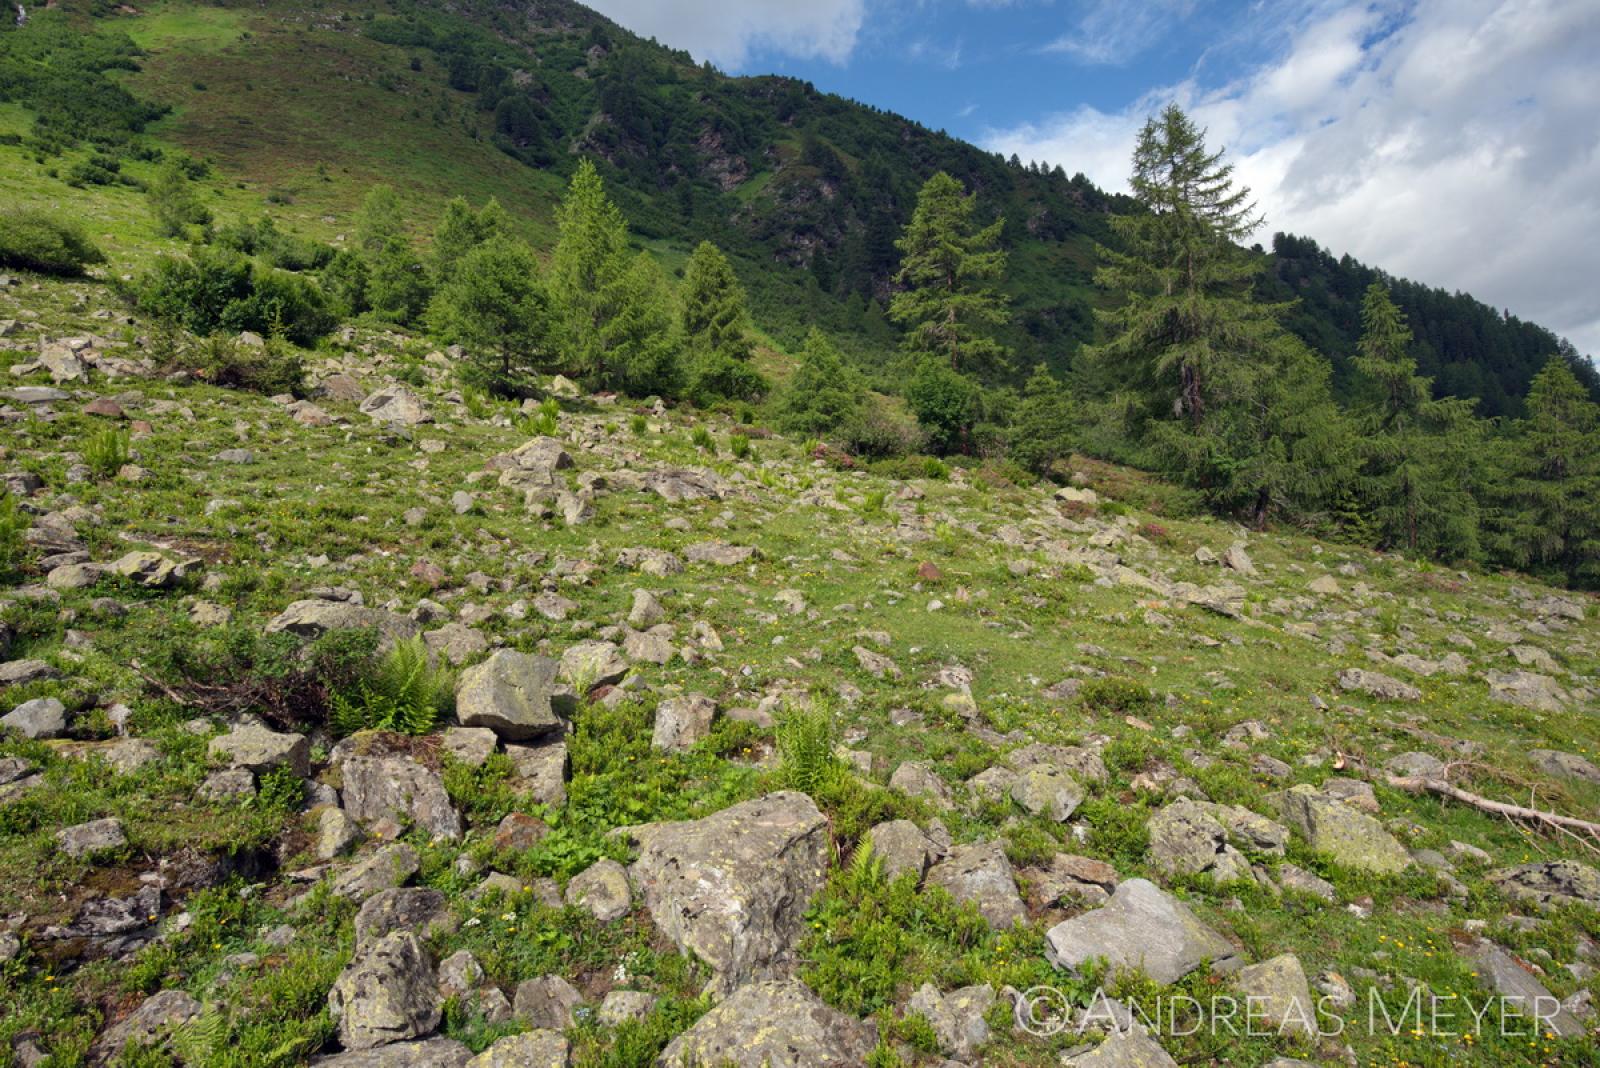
top-left (265, 599), bottom-right (419, 647)
top-left (57, 817), bottom-right (126, 858)
top-left (598, 990), bottom-right (657, 1027)
top-left (559, 640), bottom-right (629, 689)
top-left (1486, 671), bottom-right (1569, 712)
top-left (888, 761), bottom-right (953, 808)
top-left (1489, 860), bottom-right (1600, 910)
top-left (455, 650), bottom-right (565, 741)
top-left (318, 806), bottom-right (363, 860)
top-left (565, 858), bottom-right (631, 921)
top-left (310, 1037), bottom-right (471, 1066)
top-left (658, 979), bottom-right (876, 1068)
top-left (465, 1031), bottom-right (569, 1068)
top-left (864, 820), bottom-right (938, 882)
top-left (1065, 1028), bottom-right (1179, 1067)
top-left (1529, 749), bottom-right (1600, 785)
top-left (1045, 878), bottom-right (1241, 983)
top-left (1147, 799), bottom-right (1252, 883)
top-left (1234, 954), bottom-right (1317, 1038)
top-left (329, 843), bottom-right (421, 902)
top-left (354, 888), bottom-right (454, 950)
top-left (109, 551), bottom-right (189, 589)
top-left (905, 982), bottom-right (993, 1059)
top-left (441, 727), bottom-right (498, 768)
top-left (1335, 668), bottom-right (1421, 702)
top-left (1465, 940), bottom-right (1585, 1037)
top-left (925, 841), bottom-right (1026, 929)
top-left (341, 757), bottom-right (461, 841)
top-left (1278, 784), bottom-right (1411, 874)
top-left (494, 812), bottom-right (548, 851)
top-left (1010, 763), bottom-right (1086, 821)
top-left (652, 693), bottom-right (716, 752)
top-left (504, 740), bottom-right (569, 807)
top-left (359, 386), bottom-right (431, 426)
top-left (3, 696), bottom-right (67, 739)
top-left (328, 931), bottom-right (441, 1050)
top-left (852, 645), bottom-right (901, 679)
top-left (512, 975), bottom-right (582, 1030)
top-left (628, 791), bottom-right (829, 994)
top-left (684, 541), bottom-right (756, 566)
top-left (93, 989), bottom-right (201, 1061)
top-left (209, 723), bottom-right (311, 777)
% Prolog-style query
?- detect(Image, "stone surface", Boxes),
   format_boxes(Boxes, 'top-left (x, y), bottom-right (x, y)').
top-left (1486, 671), bottom-right (1569, 712)
top-left (565, 858), bottom-right (631, 921)
top-left (1466, 940), bottom-right (1585, 1038)
top-left (504, 740), bottom-right (569, 807)
top-left (359, 386), bottom-right (431, 426)
top-left (455, 650), bottom-right (565, 741)
top-left (265, 599), bottom-right (419, 647)
top-left (512, 975), bottom-right (582, 1030)
top-left (1045, 878), bottom-right (1241, 983)
top-left (354, 888), bottom-right (454, 950)
top-left (925, 840), bottom-right (1026, 929)
top-left (3, 696), bottom-right (67, 739)
top-left (329, 843), bottom-right (421, 902)
top-left (864, 819), bottom-right (937, 882)
top-left (905, 982), bottom-right (994, 1059)
top-left (657, 979), bottom-right (876, 1068)
top-left (628, 791), bottom-right (829, 994)
top-left (888, 761), bottom-right (953, 808)
top-left (1529, 749), bottom-right (1600, 785)
top-left (1335, 668), bottom-right (1421, 702)
top-left (1010, 763), bottom-right (1085, 821)
top-left (311, 1038), bottom-right (471, 1067)
top-left (340, 756), bottom-right (461, 841)
top-left (651, 693), bottom-right (716, 752)
top-left (465, 1030), bottom-right (569, 1068)
top-left (57, 817), bottom-right (126, 858)
top-left (209, 723), bottom-right (311, 777)
top-left (1234, 953), bottom-right (1317, 1038)
top-left (93, 989), bottom-right (201, 1060)
top-left (1065, 1028), bottom-right (1180, 1067)
top-left (1278, 784), bottom-right (1411, 874)
top-left (1146, 799), bottom-right (1252, 884)
top-left (1488, 860), bottom-right (1600, 910)
top-left (328, 931), bottom-right (441, 1051)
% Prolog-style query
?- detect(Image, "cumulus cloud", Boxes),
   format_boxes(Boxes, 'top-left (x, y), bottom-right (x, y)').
top-left (986, 0), bottom-right (1600, 354)
top-left (583, 0), bottom-right (866, 69)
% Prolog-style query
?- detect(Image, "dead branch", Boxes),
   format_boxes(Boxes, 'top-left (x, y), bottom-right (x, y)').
top-left (1386, 774), bottom-right (1600, 854)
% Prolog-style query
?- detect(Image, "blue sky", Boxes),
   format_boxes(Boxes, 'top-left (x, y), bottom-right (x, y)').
top-left (583, 0), bottom-right (1600, 355)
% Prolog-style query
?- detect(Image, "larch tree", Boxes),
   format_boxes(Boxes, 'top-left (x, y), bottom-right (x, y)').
top-left (426, 236), bottom-right (551, 397)
top-left (681, 240), bottom-right (764, 402)
top-left (889, 171), bottom-right (1010, 378)
top-left (1498, 358), bottom-right (1600, 586)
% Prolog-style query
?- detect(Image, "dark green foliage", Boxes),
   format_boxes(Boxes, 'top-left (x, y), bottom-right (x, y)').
top-left (214, 215), bottom-right (333, 271)
top-left (1078, 677), bottom-right (1158, 716)
top-left (320, 249), bottom-right (370, 319)
top-left (774, 327), bottom-right (867, 438)
top-left (0, 494), bottom-right (29, 578)
top-left (682, 241), bottom-right (766, 403)
top-left (134, 247), bottom-right (335, 346)
top-left (430, 195), bottom-right (507, 282)
top-left (773, 702), bottom-right (843, 795)
top-left (428, 236), bottom-right (553, 397)
top-left (0, 208), bottom-right (106, 275)
top-left (181, 334), bottom-right (307, 396)
top-left (890, 172), bottom-right (1010, 378)
top-left (905, 357), bottom-right (976, 455)
top-left (1009, 366), bottom-right (1074, 477)
top-left (82, 426), bottom-right (130, 479)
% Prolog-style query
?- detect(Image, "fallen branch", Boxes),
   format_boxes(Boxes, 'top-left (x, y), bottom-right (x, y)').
top-left (1386, 774), bottom-right (1600, 854)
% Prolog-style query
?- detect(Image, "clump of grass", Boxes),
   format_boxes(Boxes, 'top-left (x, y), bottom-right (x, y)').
top-left (729, 432), bottom-right (751, 460)
top-left (0, 494), bottom-right (27, 577)
top-left (329, 636), bottom-right (453, 736)
top-left (83, 427), bottom-right (130, 478)
top-left (630, 414), bottom-right (648, 435)
top-left (520, 396), bottom-right (560, 437)
top-left (1078, 677), bottom-right (1158, 716)
top-left (690, 426), bottom-right (715, 453)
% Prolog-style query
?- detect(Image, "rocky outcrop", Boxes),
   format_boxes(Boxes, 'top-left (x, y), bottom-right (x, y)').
top-left (1278, 784), bottom-right (1411, 874)
top-left (657, 979), bottom-right (876, 1067)
top-left (340, 757), bottom-right (461, 841)
top-left (1045, 878), bottom-right (1241, 983)
top-left (328, 931), bottom-right (441, 1050)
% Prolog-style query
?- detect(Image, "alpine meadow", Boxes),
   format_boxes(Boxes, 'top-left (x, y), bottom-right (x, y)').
top-left (0, 2), bottom-right (1598, 1067)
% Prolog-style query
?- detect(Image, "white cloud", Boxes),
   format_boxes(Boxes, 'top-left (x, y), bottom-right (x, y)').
top-left (1045, 0), bottom-right (1200, 65)
top-left (986, 0), bottom-right (1600, 355)
top-left (582, 0), bottom-right (865, 69)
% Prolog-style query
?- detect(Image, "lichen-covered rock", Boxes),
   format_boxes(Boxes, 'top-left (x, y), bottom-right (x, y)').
top-left (559, 640), bottom-right (629, 689)
top-left (1488, 859), bottom-right (1600, 910)
top-left (109, 550), bottom-right (190, 589)
top-left (1234, 953), bottom-right (1317, 1038)
top-left (354, 888), bottom-right (454, 949)
top-left (1065, 1027), bottom-right (1180, 1067)
top-left (565, 858), bottom-right (631, 921)
top-left (1146, 799), bottom-right (1252, 883)
top-left (1278, 784), bottom-right (1411, 874)
top-left (466, 1030), bottom-right (569, 1068)
top-left (1010, 763), bottom-right (1085, 821)
top-left (904, 982), bottom-right (994, 1059)
top-left (455, 650), bottom-right (565, 741)
top-left (1045, 878), bottom-right (1241, 984)
top-left (3, 696), bottom-right (67, 739)
top-left (93, 989), bottom-right (200, 1060)
top-left (265, 599), bottom-right (419, 647)
top-left (1335, 668), bottom-right (1421, 702)
top-left (209, 723), bottom-right (311, 777)
top-left (1486, 670), bottom-right (1570, 712)
top-left (329, 843), bottom-right (420, 902)
top-left (652, 693), bottom-right (716, 752)
top-left (925, 840), bottom-right (1026, 929)
top-left (657, 979), bottom-right (876, 1067)
top-left (504, 740), bottom-right (569, 807)
top-left (328, 931), bottom-right (441, 1051)
top-left (888, 760), bottom-right (953, 808)
top-left (340, 756), bottom-right (461, 841)
top-left (628, 791), bottom-right (828, 994)
top-left (864, 819), bottom-right (938, 882)
top-left (311, 1037), bottom-right (472, 1066)
top-left (512, 975), bottom-right (582, 1031)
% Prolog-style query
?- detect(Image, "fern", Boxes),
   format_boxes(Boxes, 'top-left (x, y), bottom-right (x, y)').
top-left (83, 427), bottom-right (130, 479)
top-left (775, 702), bottom-right (842, 795)
top-left (170, 1003), bottom-right (229, 1066)
top-left (327, 636), bottom-right (451, 736)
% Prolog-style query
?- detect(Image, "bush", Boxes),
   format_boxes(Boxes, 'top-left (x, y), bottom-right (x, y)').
top-left (0, 495), bottom-right (28, 577)
top-left (82, 427), bottom-right (130, 478)
top-left (182, 334), bottom-right (306, 396)
top-left (840, 405), bottom-right (922, 460)
top-left (135, 247), bottom-right (335, 346)
top-left (0, 209), bottom-right (106, 276)
top-left (328, 636), bottom-right (453, 736)
top-left (1078, 677), bottom-right (1158, 716)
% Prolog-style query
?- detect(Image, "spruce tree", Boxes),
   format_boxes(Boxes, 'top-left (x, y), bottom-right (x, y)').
top-left (889, 172), bottom-right (1010, 377)
top-left (1351, 282), bottom-right (1481, 557)
top-left (355, 185), bottom-right (405, 253)
top-left (777, 328), bottom-right (866, 437)
top-left (1086, 104), bottom-right (1353, 524)
top-left (1499, 359), bottom-right (1600, 586)
top-left (549, 160), bottom-right (681, 395)
top-left (1010, 367), bottom-right (1075, 477)
top-left (148, 162), bottom-right (212, 239)
top-left (682, 241), bottom-right (764, 402)
top-left (427, 236), bottom-right (551, 396)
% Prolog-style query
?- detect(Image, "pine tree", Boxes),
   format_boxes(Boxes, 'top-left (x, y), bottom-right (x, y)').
top-left (426, 236), bottom-right (552, 396)
top-left (1009, 366), bottom-right (1074, 477)
top-left (681, 241), bottom-right (764, 402)
top-left (777, 328), bottom-right (866, 437)
top-left (889, 172), bottom-right (1010, 377)
top-left (1351, 282), bottom-right (1481, 557)
top-left (1498, 359), bottom-right (1600, 586)
top-left (1087, 104), bottom-right (1353, 524)
top-left (548, 160), bottom-right (681, 394)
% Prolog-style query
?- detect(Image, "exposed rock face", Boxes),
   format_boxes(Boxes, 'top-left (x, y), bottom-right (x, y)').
top-left (1010, 763), bottom-right (1085, 821)
top-left (1234, 953), bottom-right (1317, 1038)
top-left (1045, 878), bottom-right (1241, 984)
top-left (1066, 1028), bottom-right (1180, 1067)
top-left (888, 760), bottom-right (953, 808)
top-left (1488, 859), bottom-right (1600, 910)
top-left (328, 931), bottom-right (441, 1051)
top-left (354, 888), bottom-right (454, 949)
top-left (925, 841), bottom-right (1027, 929)
top-left (311, 1038), bottom-right (471, 1066)
top-left (657, 979), bottom-right (876, 1067)
top-left (627, 791), bottom-right (829, 994)
top-left (466, 1030), bottom-right (569, 1067)
top-left (57, 817), bottom-right (126, 858)
top-left (329, 843), bottom-right (420, 902)
top-left (265, 599), bottom-right (419, 647)
top-left (93, 989), bottom-right (201, 1060)
top-left (340, 757), bottom-right (462, 841)
top-left (3, 696), bottom-right (67, 739)
top-left (512, 975), bottom-right (582, 1030)
top-left (454, 650), bottom-right (565, 741)
top-left (864, 819), bottom-right (939, 882)
top-left (1529, 749), bottom-right (1600, 785)
top-left (1278, 784), bottom-right (1411, 874)
top-left (1147, 799), bottom-right (1252, 883)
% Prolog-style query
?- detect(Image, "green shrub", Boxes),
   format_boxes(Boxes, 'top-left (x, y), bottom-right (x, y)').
top-left (83, 427), bottom-right (130, 478)
top-left (0, 494), bottom-right (27, 577)
top-left (1078, 677), bottom-right (1158, 716)
top-left (135, 247), bottom-right (335, 346)
top-left (690, 426), bottom-right (715, 453)
top-left (630, 414), bottom-right (648, 435)
top-left (0, 209), bottom-right (106, 276)
top-left (519, 397), bottom-right (559, 437)
top-left (329, 636), bottom-right (453, 736)
top-left (728, 432), bottom-right (751, 460)
top-left (184, 334), bottom-right (307, 396)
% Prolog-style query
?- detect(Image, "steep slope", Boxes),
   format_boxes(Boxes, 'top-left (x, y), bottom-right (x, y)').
top-left (0, 272), bottom-right (1597, 1065)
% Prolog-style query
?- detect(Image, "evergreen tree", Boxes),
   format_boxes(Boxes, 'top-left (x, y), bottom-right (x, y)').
top-left (889, 172), bottom-right (1010, 377)
top-left (366, 239), bottom-right (431, 325)
top-left (427, 236), bottom-right (551, 396)
top-left (355, 184), bottom-right (406, 253)
top-left (1351, 282), bottom-right (1481, 557)
top-left (682, 240), bottom-right (765, 402)
top-left (1496, 359), bottom-right (1600, 586)
top-left (548, 160), bottom-right (681, 395)
top-left (1009, 366), bottom-right (1074, 477)
top-left (906, 356), bottom-right (978, 455)
top-left (776, 328), bottom-right (866, 437)
top-left (1086, 104), bottom-right (1351, 524)
top-left (432, 196), bottom-right (506, 282)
